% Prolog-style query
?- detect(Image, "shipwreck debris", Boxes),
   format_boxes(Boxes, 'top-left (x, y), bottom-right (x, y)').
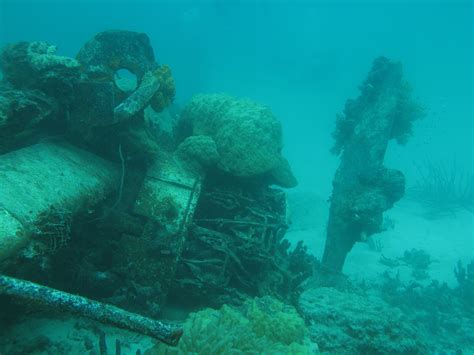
top-left (0, 274), bottom-right (183, 346)
top-left (0, 142), bottom-right (119, 263)
top-left (322, 57), bottom-right (424, 272)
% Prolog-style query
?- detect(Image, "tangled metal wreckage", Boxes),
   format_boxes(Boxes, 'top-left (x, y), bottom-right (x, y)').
top-left (0, 30), bottom-right (313, 345)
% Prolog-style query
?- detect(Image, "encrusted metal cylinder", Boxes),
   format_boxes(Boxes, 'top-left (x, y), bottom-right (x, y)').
top-left (0, 142), bottom-right (119, 263)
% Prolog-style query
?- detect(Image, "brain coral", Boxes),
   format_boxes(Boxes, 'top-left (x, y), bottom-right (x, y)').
top-left (180, 94), bottom-right (285, 178)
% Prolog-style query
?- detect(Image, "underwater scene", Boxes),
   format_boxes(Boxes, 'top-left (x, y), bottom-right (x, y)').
top-left (0, 0), bottom-right (472, 354)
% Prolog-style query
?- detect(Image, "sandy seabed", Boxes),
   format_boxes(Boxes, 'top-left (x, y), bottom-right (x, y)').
top-left (286, 190), bottom-right (474, 286)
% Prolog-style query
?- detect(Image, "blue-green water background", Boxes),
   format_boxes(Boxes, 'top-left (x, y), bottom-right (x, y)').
top-left (1, 0), bottom-right (472, 196)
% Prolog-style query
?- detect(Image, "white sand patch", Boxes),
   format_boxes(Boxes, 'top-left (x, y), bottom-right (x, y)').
top-left (286, 192), bottom-right (474, 286)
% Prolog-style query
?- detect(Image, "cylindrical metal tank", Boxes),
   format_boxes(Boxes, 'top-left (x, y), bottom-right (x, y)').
top-left (0, 142), bottom-right (119, 263)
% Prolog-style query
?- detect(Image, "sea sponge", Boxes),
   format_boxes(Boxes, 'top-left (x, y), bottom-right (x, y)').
top-left (150, 65), bottom-right (176, 113)
top-left (146, 296), bottom-right (318, 354)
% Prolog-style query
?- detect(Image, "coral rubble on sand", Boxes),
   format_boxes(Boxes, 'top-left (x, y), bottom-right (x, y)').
top-left (298, 286), bottom-right (428, 354)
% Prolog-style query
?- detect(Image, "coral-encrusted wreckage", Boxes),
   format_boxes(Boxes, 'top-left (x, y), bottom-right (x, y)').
top-left (322, 57), bottom-right (425, 272)
top-left (0, 30), bottom-right (314, 350)
top-left (5, 31), bottom-right (464, 354)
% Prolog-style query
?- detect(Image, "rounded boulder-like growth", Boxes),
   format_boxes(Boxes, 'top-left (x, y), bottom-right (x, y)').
top-left (180, 94), bottom-right (288, 179)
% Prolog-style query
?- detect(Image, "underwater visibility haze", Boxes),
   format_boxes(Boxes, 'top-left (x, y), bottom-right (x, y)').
top-left (0, 0), bottom-right (472, 353)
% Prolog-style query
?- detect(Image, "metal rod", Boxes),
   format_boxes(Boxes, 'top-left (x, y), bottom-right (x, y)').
top-left (0, 275), bottom-right (183, 346)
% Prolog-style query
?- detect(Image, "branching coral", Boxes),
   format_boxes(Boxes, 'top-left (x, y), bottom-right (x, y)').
top-left (408, 159), bottom-right (473, 216)
top-left (380, 267), bottom-right (474, 351)
top-left (169, 184), bottom-right (315, 308)
top-left (402, 248), bottom-right (432, 280)
top-left (454, 260), bottom-right (474, 308)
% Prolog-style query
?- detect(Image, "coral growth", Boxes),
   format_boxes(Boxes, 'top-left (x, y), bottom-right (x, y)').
top-left (0, 41), bottom-right (80, 90)
top-left (175, 135), bottom-right (219, 171)
top-left (170, 182), bottom-right (315, 308)
top-left (150, 65), bottom-right (176, 113)
top-left (146, 296), bottom-right (318, 354)
top-left (455, 260), bottom-right (474, 308)
top-left (408, 159), bottom-right (474, 216)
top-left (178, 94), bottom-right (297, 187)
top-left (323, 56), bottom-right (420, 272)
top-left (402, 248), bottom-right (432, 280)
top-left (298, 287), bottom-right (428, 354)
top-left (76, 30), bottom-right (156, 81)
top-left (331, 56), bottom-right (425, 156)
top-left (380, 268), bottom-right (474, 351)
top-left (0, 88), bottom-right (57, 154)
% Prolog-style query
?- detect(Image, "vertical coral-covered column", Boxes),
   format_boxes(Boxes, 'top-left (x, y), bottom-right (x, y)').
top-left (322, 57), bottom-right (424, 272)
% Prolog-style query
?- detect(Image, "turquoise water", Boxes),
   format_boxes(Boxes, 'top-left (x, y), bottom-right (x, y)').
top-left (0, 0), bottom-right (472, 353)
top-left (1, 1), bottom-right (472, 194)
